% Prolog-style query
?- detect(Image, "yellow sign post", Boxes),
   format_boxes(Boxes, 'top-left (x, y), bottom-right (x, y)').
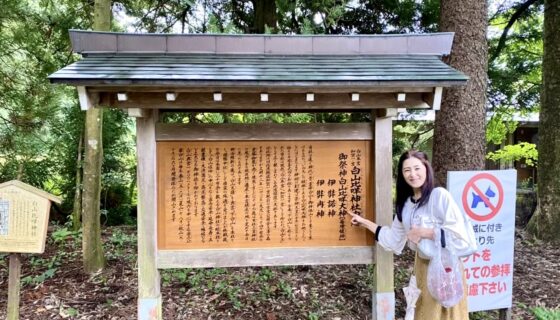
top-left (0, 180), bottom-right (61, 320)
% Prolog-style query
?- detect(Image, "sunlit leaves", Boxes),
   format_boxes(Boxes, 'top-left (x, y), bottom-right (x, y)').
top-left (486, 141), bottom-right (538, 166)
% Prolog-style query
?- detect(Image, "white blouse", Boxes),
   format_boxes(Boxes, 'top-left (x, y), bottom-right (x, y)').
top-left (377, 187), bottom-right (474, 259)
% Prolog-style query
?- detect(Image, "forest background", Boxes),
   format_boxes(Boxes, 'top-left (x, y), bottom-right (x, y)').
top-left (0, 0), bottom-right (558, 319)
top-left (0, 0), bottom-right (544, 231)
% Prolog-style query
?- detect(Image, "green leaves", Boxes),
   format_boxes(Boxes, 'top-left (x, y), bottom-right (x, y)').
top-left (488, 1), bottom-right (543, 112)
top-left (486, 142), bottom-right (538, 166)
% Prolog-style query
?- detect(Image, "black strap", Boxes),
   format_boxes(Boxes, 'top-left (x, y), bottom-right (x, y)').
top-left (440, 229), bottom-right (446, 248)
top-left (375, 226), bottom-right (382, 241)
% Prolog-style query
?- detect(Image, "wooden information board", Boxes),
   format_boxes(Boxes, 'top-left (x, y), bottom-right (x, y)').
top-left (157, 141), bottom-right (373, 250)
top-left (0, 184), bottom-right (51, 253)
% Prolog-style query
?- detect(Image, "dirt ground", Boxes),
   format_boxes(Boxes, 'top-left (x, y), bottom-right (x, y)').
top-left (0, 226), bottom-right (558, 319)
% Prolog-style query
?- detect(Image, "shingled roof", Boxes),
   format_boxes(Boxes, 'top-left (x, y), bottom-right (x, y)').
top-left (49, 30), bottom-right (467, 88)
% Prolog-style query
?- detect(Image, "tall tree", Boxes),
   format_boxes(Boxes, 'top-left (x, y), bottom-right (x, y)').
top-left (432, 0), bottom-right (488, 186)
top-left (528, 0), bottom-right (560, 241)
top-left (252, 0), bottom-right (277, 33)
top-left (81, 0), bottom-right (111, 273)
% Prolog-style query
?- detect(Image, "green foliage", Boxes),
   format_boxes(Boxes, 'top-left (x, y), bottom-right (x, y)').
top-left (486, 111), bottom-right (519, 145)
top-left (162, 112), bottom-right (370, 125)
top-left (0, 0), bottom-right (90, 187)
top-left (51, 227), bottom-right (81, 244)
top-left (308, 312), bottom-right (320, 320)
top-left (530, 306), bottom-right (560, 320)
top-left (393, 119), bottom-right (434, 175)
top-left (22, 253), bottom-right (62, 287)
top-left (120, 0), bottom-right (440, 35)
top-left (469, 310), bottom-right (497, 320)
top-left (22, 267), bottom-right (57, 286)
top-left (488, 1), bottom-right (543, 113)
top-left (486, 142), bottom-right (538, 166)
top-left (60, 307), bottom-right (79, 317)
top-left (278, 279), bottom-right (295, 299)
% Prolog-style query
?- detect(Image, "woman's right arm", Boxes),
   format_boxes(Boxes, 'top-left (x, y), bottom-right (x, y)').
top-left (349, 213), bottom-right (408, 255)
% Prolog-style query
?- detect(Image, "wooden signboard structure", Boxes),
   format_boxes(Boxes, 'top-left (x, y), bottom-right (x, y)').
top-left (49, 31), bottom-right (467, 320)
top-left (0, 180), bottom-right (61, 320)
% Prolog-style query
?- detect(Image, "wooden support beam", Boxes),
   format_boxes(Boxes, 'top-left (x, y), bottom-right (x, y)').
top-left (100, 92), bottom-right (430, 110)
top-left (7, 253), bottom-right (22, 320)
top-left (156, 123), bottom-right (373, 141)
top-left (372, 110), bottom-right (395, 320)
top-left (77, 86), bottom-right (99, 111)
top-left (422, 86), bottom-right (443, 110)
top-left (128, 108), bottom-right (146, 118)
top-left (136, 109), bottom-right (161, 320)
top-left (158, 247), bottom-right (374, 268)
top-left (87, 86), bottom-right (435, 94)
top-left (376, 108), bottom-right (398, 118)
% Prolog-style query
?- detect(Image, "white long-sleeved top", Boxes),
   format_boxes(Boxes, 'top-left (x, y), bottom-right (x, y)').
top-left (377, 187), bottom-right (474, 259)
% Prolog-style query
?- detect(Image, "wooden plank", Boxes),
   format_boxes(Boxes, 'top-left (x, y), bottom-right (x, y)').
top-left (7, 253), bottom-right (22, 320)
top-left (499, 308), bottom-right (512, 320)
top-left (157, 247), bottom-right (375, 268)
top-left (101, 92), bottom-right (430, 110)
top-left (422, 86), bottom-right (443, 110)
top-left (156, 123), bottom-right (373, 141)
top-left (88, 86), bottom-right (435, 94)
top-left (77, 86), bottom-right (93, 111)
top-left (136, 109), bottom-right (161, 316)
top-left (127, 108), bottom-right (146, 118)
top-left (156, 141), bottom-right (374, 250)
top-left (372, 111), bottom-right (395, 320)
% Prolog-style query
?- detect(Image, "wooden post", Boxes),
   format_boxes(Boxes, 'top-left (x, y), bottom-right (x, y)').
top-left (7, 253), bottom-right (22, 320)
top-left (372, 109), bottom-right (395, 320)
top-left (499, 308), bottom-right (512, 320)
top-left (136, 109), bottom-right (161, 320)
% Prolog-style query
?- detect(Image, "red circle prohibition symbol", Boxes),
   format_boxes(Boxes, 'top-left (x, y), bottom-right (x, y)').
top-left (461, 173), bottom-right (504, 222)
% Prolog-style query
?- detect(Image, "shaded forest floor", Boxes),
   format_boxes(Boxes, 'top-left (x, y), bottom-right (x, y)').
top-left (1, 226), bottom-right (558, 319)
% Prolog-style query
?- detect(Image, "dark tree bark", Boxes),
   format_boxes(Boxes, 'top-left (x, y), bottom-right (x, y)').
top-left (528, 0), bottom-right (560, 241)
top-left (432, 0), bottom-right (488, 186)
top-left (252, 0), bottom-right (277, 33)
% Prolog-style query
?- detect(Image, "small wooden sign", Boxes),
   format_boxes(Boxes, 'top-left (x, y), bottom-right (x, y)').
top-left (0, 181), bottom-right (61, 254)
top-left (157, 140), bottom-right (374, 250)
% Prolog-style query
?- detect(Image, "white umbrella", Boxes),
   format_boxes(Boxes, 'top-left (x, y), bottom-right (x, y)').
top-left (403, 275), bottom-right (421, 320)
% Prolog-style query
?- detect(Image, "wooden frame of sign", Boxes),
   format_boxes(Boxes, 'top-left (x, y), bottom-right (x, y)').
top-left (135, 109), bottom-right (394, 319)
top-left (156, 123), bottom-right (375, 268)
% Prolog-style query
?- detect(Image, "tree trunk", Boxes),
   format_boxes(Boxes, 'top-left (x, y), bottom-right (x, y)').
top-left (432, 0), bottom-right (488, 186)
top-left (528, 0), bottom-right (560, 241)
top-left (81, 0), bottom-right (111, 273)
top-left (253, 0), bottom-right (277, 33)
top-left (72, 132), bottom-right (83, 231)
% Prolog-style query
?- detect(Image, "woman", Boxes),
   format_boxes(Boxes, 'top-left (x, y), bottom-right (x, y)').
top-left (350, 150), bottom-right (471, 319)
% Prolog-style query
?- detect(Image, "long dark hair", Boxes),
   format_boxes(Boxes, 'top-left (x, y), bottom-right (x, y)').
top-left (395, 150), bottom-right (435, 222)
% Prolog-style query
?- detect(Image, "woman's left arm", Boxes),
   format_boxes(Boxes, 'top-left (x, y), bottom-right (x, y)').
top-left (434, 188), bottom-right (475, 253)
top-left (407, 225), bottom-right (435, 244)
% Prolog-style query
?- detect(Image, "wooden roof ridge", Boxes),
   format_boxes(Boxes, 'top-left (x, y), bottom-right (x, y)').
top-left (0, 180), bottom-right (62, 204)
top-left (68, 30), bottom-right (455, 56)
